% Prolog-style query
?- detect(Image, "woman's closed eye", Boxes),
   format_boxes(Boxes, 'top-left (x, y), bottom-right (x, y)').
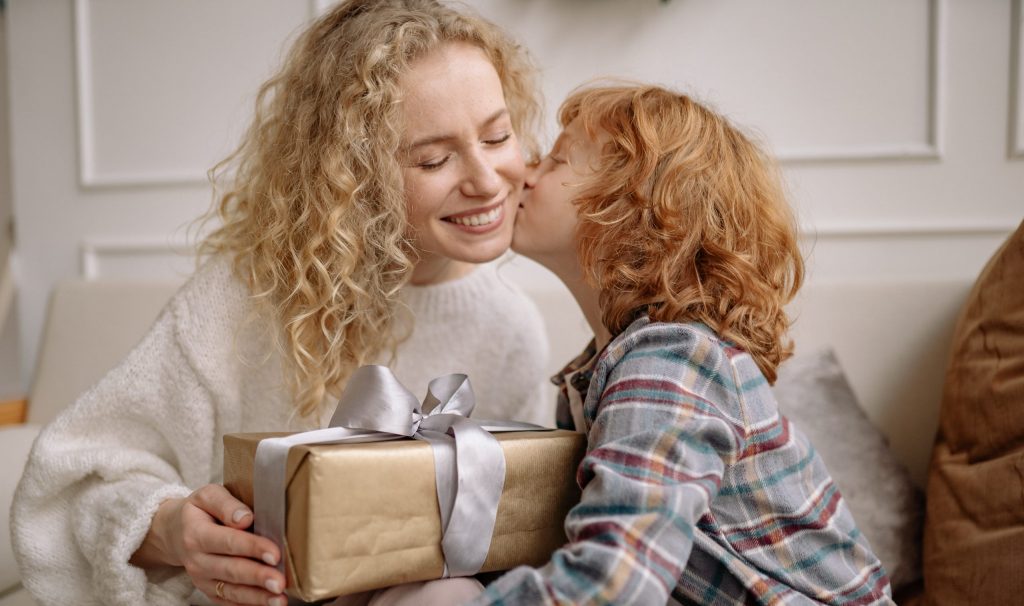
top-left (417, 154), bottom-right (452, 170)
top-left (415, 133), bottom-right (511, 170)
top-left (484, 132), bottom-right (512, 146)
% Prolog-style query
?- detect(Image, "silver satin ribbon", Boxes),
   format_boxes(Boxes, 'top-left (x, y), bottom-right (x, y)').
top-left (253, 365), bottom-right (546, 580)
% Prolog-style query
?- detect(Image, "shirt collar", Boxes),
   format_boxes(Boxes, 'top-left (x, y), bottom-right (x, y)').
top-left (551, 338), bottom-right (600, 388)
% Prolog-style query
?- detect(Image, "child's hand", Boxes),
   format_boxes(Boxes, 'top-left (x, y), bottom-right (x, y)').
top-left (131, 484), bottom-right (287, 606)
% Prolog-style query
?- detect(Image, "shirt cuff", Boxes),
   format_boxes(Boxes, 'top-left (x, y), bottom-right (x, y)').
top-left (89, 480), bottom-right (195, 605)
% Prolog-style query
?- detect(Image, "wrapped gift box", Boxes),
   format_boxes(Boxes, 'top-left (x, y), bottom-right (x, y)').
top-left (223, 429), bottom-right (586, 601)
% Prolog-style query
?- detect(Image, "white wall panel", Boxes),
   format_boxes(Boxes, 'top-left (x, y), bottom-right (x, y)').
top-left (80, 236), bottom-right (194, 281)
top-left (798, 230), bottom-right (1011, 282)
top-left (9, 0), bottom-right (317, 384)
top-left (1012, 0), bottom-right (1024, 157)
top-left (475, 0), bottom-right (937, 162)
top-left (75, 0), bottom-right (314, 187)
top-left (0, 10), bottom-right (18, 396)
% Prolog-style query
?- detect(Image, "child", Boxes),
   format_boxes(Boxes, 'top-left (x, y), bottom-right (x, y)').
top-left (469, 85), bottom-right (893, 605)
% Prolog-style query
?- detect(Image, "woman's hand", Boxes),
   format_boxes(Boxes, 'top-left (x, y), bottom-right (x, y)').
top-left (131, 484), bottom-right (287, 606)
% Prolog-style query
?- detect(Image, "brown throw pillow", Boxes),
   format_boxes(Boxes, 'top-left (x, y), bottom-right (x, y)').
top-left (922, 220), bottom-right (1024, 605)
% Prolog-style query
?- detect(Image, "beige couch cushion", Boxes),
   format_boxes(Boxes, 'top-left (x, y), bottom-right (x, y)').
top-left (0, 425), bottom-right (40, 594)
top-left (923, 220), bottom-right (1024, 605)
top-left (785, 278), bottom-right (970, 487)
top-left (27, 280), bottom-right (180, 425)
top-left (0, 280), bottom-right (179, 597)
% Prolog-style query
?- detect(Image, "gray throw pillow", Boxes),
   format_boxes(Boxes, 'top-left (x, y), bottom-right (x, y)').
top-left (772, 348), bottom-right (923, 591)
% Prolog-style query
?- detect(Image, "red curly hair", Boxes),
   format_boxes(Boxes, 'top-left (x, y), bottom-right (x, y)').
top-left (561, 85), bottom-right (804, 384)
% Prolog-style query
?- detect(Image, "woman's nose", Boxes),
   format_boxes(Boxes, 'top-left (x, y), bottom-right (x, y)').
top-left (461, 152), bottom-right (502, 199)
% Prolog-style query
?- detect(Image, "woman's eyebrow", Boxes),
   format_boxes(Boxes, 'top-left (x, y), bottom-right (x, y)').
top-left (405, 108), bottom-right (510, 151)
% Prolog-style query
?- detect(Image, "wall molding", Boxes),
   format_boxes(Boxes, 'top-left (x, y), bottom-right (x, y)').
top-left (802, 221), bottom-right (1016, 239)
top-left (1010, 0), bottom-right (1024, 159)
top-left (79, 220), bottom-right (1017, 281)
top-left (73, 0), bottom-right (946, 178)
top-left (73, 0), bottom-right (321, 189)
top-left (778, 0), bottom-right (943, 164)
top-left (0, 246), bottom-right (14, 336)
top-left (80, 236), bottom-right (194, 280)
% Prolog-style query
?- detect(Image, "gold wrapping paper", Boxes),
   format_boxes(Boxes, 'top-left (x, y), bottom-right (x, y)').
top-left (223, 429), bottom-right (586, 601)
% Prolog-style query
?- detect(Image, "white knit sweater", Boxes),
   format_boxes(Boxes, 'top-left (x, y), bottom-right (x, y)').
top-left (11, 257), bottom-right (551, 606)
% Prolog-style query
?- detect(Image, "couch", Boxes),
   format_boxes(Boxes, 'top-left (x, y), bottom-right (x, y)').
top-left (0, 280), bottom-right (182, 605)
top-left (0, 268), bottom-right (977, 604)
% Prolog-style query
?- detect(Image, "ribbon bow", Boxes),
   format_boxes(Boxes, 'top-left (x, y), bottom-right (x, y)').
top-left (253, 366), bottom-right (545, 580)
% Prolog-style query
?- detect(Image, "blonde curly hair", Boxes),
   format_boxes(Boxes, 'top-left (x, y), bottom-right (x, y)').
top-left (562, 85), bottom-right (804, 384)
top-left (198, 0), bottom-right (540, 417)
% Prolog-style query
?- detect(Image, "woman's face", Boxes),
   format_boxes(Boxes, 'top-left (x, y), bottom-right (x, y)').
top-left (398, 43), bottom-right (525, 284)
top-left (512, 119), bottom-right (602, 273)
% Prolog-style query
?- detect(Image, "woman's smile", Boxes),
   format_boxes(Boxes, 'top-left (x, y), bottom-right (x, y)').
top-left (442, 200), bottom-right (506, 232)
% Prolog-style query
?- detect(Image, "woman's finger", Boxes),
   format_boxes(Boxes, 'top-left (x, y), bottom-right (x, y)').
top-left (188, 511), bottom-right (281, 566)
top-left (174, 483), bottom-right (286, 604)
top-left (204, 582), bottom-right (241, 606)
top-left (193, 550), bottom-right (286, 598)
top-left (201, 577), bottom-right (287, 606)
top-left (190, 484), bottom-right (254, 529)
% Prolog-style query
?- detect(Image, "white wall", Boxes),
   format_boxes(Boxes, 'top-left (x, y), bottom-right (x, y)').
top-left (0, 6), bottom-right (20, 400)
top-left (479, 0), bottom-right (1022, 278)
top-left (6, 0), bottom-right (1023, 390)
top-left (0, 7), bottom-right (10, 274)
top-left (7, 0), bottom-right (319, 388)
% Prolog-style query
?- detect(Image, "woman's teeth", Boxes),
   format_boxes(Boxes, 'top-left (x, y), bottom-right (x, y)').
top-left (448, 207), bottom-right (501, 227)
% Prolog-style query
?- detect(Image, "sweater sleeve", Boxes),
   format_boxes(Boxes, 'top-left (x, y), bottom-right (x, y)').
top-left (11, 290), bottom-right (223, 606)
top-left (467, 328), bottom-right (746, 605)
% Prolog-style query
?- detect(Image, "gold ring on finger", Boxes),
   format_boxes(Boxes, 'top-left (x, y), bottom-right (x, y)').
top-left (215, 580), bottom-right (226, 599)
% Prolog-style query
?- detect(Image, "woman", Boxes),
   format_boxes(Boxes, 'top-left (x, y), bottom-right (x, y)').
top-left (469, 84), bottom-right (891, 604)
top-left (11, 2), bottom-right (549, 605)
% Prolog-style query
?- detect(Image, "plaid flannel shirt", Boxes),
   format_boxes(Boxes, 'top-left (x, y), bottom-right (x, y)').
top-left (468, 317), bottom-right (892, 606)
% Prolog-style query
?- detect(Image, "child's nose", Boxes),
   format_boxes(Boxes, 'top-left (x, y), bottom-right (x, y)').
top-left (524, 161), bottom-right (541, 189)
